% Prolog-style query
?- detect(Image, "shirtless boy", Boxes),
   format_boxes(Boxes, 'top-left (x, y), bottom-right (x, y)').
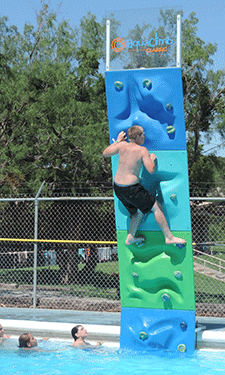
top-left (103, 125), bottom-right (186, 247)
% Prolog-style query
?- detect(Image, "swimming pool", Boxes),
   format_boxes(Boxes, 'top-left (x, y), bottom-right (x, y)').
top-left (1, 338), bottom-right (225, 375)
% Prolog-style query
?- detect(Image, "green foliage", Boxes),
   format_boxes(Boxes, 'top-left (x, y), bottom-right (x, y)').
top-left (0, 5), bottom-right (110, 195)
top-left (182, 13), bottom-right (225, 182)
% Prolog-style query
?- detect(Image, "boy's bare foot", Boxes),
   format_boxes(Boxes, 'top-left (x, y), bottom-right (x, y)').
top-left (125, 234), bottom-right (145, 247)
top-left (165, 236), bottom-right (186, 246)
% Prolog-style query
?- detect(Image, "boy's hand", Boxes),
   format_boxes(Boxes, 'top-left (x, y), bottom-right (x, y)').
top-left (150, 154), bottom-right (157, 161)
top-left (117, 131), bottom-right (127, 142)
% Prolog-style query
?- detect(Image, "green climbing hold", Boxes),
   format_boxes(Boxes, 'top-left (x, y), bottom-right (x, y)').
top-left (114, 81), bottom-right (124, 91)
top-left (139, 331), bottom-right (148, 341)
top-left (177, 344), bottom-right (187, 352)
top-left (166, 125), bottom-right (175, 134)
top-left (142, 79), bottom-right (152, 90)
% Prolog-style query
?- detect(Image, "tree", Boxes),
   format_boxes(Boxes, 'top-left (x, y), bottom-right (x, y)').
top-left (182, 12), bottom-right (225, 182)
top-left (0, 6), bottom-right (109, 196)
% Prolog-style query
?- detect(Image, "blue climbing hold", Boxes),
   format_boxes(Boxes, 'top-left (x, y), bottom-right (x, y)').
top-left (142, 79), bottom-right (152, 90)
top-left (139, 331), bottom-right (148, 341)
top-left (176, 244), bottom-right (185, 249)
top-left (166, 103), bottom-right (174, 113)
top-left (114, 81), bottom-right (124, 91)
top-left (180, 322), bottom-right (188, 331)
top-left (174, 271), bottom-right (182, 279)
top-left (162, 293), bottom-right (171, 302)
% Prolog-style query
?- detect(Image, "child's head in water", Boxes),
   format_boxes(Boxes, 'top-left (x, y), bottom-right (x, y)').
top-left (19, 333), bottom-right (38, 348)
top-left (71, 325), bottom-right (88, 342)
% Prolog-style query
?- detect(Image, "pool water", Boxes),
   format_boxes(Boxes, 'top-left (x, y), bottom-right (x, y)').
top-left (0, 339), bottom-right (225, 375)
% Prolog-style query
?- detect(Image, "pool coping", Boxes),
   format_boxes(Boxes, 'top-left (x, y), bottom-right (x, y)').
top-left (0, 309), bottom-right (225, 350)
top-left (2, 319), bottom-right (120, 344)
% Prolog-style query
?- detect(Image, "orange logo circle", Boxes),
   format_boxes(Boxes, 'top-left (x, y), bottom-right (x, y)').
top-left (111, 38), bottom-right (125, 53)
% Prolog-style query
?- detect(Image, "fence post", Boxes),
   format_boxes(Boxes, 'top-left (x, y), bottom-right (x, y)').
top-left (33, 181), bottom-right (45, 308)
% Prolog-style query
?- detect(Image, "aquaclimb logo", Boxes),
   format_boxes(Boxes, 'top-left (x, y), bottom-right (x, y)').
top-left (111, 33), bottom-right (174, 54)
top-left (111, 38), bottom-right (126, 53)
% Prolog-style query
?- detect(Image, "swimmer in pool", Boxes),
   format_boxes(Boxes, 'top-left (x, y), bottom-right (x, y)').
top-left (71, 325), bottom-right (103, 348)
top-left (18, 333), bottom-right (49, 350)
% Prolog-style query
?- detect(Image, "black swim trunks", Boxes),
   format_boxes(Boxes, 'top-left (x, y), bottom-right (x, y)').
top-left (114, 183), bottom-right (155, 216)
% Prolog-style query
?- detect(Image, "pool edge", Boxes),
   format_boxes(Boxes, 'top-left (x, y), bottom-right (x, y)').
top-left (1, 318), bottom-right (225, 350)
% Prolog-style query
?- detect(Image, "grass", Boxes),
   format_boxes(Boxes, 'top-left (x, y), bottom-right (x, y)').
top-left (0, 261), bottom-right (120, 301)
top-left (193, 249), bottom-right (225, 303)
top-left (194, 271), bottom-right (225, 303)
top-left (95, 261), bottom-right (119, 274)
top-left (0, 259), bottom-right (224, 304)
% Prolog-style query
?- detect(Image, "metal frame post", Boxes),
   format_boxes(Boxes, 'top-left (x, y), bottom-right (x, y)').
top-left (106, 20), bottom-right (110, 71)
top-left (33, 181), bottom-right (45, 308)
top-left (176, 14), bottom-right (182, 68)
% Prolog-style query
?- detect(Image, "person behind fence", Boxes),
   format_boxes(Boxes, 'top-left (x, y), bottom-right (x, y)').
top-left (103, 125), bottom-right (186, 247)
top-left (71, 325), bottom-right (103, 348)
top-left (18, 333), bottom-right (49, 350)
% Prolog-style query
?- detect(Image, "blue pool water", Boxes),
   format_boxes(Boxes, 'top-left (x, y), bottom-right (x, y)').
top-left (0, 339), bottom-right (225, 375)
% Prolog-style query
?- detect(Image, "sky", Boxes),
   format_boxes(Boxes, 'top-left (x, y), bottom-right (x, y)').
top-left (1, 0), bottom-right (225, 155)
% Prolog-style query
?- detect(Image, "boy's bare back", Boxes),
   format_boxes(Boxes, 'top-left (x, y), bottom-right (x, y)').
top-left (103, 129), bottom-right (156, 186)
top-left (114, 142), bottom-right (146, 185)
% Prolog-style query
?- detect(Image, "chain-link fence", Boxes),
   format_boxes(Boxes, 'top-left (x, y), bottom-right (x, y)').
top-left (0, 182), bottom-right (225, 316)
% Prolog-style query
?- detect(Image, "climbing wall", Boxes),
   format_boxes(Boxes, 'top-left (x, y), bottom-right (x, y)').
top-left (105, 68), bottom-right (195, 354)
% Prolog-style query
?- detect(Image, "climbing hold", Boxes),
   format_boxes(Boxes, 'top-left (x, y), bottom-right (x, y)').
top-left (142, 79), bottom-right (152, 90)
top-left (177, 344), bottom-right (187, 352)
top-left (132, 272), bottom-right (139, 278)
top-left (166, 125), bottom-right (175, 134)
top-left (174, 271), bottom-right (182, 279)
top-left (162, 293), bottom-right (170, 302)
top-left (114, 81), bottom-right (124, 91)
top-left (170, 193), bottom-right (177, 201)
top-left (135, 234), bottom-right (146, 247)
top-left (166, 103), bottom-right (173, 112)
top-left (176, 243), bottom-right (185, 249)
top-left (180, 322), bottom-right (188, 332)
top-left (139, 331), bottom-right (148, 341)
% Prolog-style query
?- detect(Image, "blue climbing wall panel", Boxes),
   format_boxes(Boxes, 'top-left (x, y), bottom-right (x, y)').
top-left (120, 308), bottom-right (195, 354)
top-left (105, 68), bottom-right (195, 354)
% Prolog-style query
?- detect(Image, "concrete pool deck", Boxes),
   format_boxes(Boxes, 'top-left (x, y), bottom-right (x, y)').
top-left (0, 308), bottom-right (225, 349)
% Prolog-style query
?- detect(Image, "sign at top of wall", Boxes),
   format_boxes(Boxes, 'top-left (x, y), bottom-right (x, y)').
top-left (111, 33), bottom-right (174, 54)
